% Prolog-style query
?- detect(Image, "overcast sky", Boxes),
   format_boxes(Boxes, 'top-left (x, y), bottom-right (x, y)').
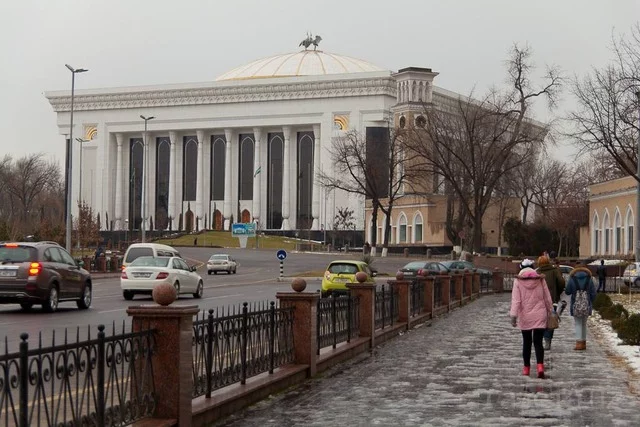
top-left (1, 0), bottom-right (638, 167)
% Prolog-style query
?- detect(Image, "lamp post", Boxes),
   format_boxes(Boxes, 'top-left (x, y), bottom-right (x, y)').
top-left (140, 115), bottom-right (155, 243)
top-left (125, 219), bottom-right (129, 246)
top-left (75, 137), bottom-right (89, 250)
top-left (636, 91), bottom-right (640, 262)
top-left (64, 64), bottom-right (88, 252)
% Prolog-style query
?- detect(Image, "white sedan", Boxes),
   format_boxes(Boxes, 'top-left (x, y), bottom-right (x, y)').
top-left (207, 254), bottom-right (238, 275)
top-left (121, 256), bottom-right (203, 300)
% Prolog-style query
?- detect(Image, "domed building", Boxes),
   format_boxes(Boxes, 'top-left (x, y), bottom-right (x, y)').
top-left (45, 39), bottom-right (515, 252)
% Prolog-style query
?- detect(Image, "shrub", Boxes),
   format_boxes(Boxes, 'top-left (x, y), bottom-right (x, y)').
top-left (600, 303), bottom-right (628, 321)
top-left (360, 254), bottom-right (375, 268)
top-left (593, 293), bottom-right (613, 311)
top-left (618, 314), bottom-right (640, 345)
top-left (611, 316), bottom-right (626, 332)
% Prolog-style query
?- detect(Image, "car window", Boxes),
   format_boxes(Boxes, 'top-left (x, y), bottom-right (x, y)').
top-left (131, 257), bottom-right (170, 267)
top-left (0, 245), bottom-right (37, 263)
top-left (328, 263), bottom-right (358, 274)
top-left (125, 247), bottom-right (154, 263)
top-left (210, 254), bottom-right (228, 261)
top-left (172, 259), bottom-right (182, 270)
top-left (403, 261), bottom-right (426, 270)
top-left (56, 248), bottom-right (77, 266)
top-left (178, 259), bottom-right (190, 270)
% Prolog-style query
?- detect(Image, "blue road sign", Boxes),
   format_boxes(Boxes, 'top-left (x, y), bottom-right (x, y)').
top-left (276, 249), bottom-right (287, 261)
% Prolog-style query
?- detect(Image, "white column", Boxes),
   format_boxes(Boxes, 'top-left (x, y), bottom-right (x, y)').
top-left (196, 129), bottom-right (205, 231)
top-left (311, 124), bottom-right (321, 230)
top-left (281, 126), bottom-right (291, 230)
top-left (168, 131), bottom-right (178, 230)
top-left (252, 127), bottom-right (262, 226)
top-left (223, 128), bottom-right (233, 230)
top-left (115, 133), bottom-right (124, 230)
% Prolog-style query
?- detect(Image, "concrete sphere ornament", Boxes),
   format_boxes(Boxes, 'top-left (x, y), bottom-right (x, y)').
top-left (152, 282), bottom-right (177, 306)
top-left (355, 271), bottom-right (368, 283)
top-left (291, 278), bottom-right (307, 292)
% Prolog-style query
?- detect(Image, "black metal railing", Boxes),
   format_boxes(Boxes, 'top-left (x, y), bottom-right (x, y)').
top-left (433, 276), bottom-right (444, 308)
top-left (480, 275), bottom-right (492, 293)
top-left (192, 302), bottom-right (295, 399)
top-left (409, 280), bottom-right (425, 317)
top-left (317, 294), bottom-right (360, 354)
top-left (0, 323), bottom-right (156, 427)
top-left (374, 284), bottom-right (399, 330)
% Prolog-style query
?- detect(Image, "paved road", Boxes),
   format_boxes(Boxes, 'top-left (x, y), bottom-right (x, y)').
top-left (215, 293), bottom-right (640, 427)
top-left (0, 248), bottom-right (411, 351)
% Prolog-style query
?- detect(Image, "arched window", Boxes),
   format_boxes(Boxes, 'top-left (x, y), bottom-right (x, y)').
top-left (614, 209), bottom-right (622, 254)
top-left (626, 207), bottom-right (634, 255)
top-left (603, 210), bottom-right (611, 255)
top-left (592, 213), bottom-right (600, 255)
top-left (413, 212), bottom-right (423, 243)
top-left (398, 214), bottom-right (407, 243)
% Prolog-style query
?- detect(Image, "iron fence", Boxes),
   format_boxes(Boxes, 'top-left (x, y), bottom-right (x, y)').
top-left (480, 275), bottom-right (492, 293)
top-left (503, 272), bottom-right (516, 291)
top-left (434, 276), bottom-right (444, 308)
top-left (0, 323), bottom-right (156, 427)
top-left (317, 294), bottom-right (360, 354)
top-left (374, 284), bottom-right (399, 330)
top-left (410, 280), bottom-right (425, 317)
top-left (192, 302), bottom-right (295, 399)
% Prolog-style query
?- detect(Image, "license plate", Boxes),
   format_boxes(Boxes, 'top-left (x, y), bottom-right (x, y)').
top-left (334, 277), bottom-right (349, 282)
top-left (133, 273), bottom-right (152, 278)
top-left (0, 270), bottom-right (16, 277)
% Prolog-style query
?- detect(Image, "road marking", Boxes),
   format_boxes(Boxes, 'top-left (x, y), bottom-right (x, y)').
top-left (98, 308), bottom-right (127, 314)
top-left (202, 293), bottom-right (242, 301)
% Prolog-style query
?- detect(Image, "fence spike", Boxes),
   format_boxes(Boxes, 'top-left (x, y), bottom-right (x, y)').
top-left (64, 328), bottom-right (68, 345)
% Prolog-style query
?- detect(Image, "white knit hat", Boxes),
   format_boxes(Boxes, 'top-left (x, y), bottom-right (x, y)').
top-left (519, 258), bottom-right (535, 269)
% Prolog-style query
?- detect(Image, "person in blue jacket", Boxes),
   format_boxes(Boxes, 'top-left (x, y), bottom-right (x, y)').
top-left (564, 264), bottom-right (597, 350)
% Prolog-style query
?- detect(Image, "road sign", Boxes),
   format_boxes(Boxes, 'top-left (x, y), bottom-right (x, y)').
top-left (232, 223), bottom-right (256, 237)
top-left (276, 249), bottom-right (287, 261)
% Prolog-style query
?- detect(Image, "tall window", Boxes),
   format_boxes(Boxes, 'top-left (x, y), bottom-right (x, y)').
top-left (267, 133), bottom-right (284, 229)
top-left (593, 214), bottom-right (600, 254)
top-left (238, 134), bottom-right (254, 201)
top-left (414, 213), bottom-right (423, 243)
top-left (615, 210), bottom-right (622, 253)
top-left (210, 135), bottom-right (226, 201)
top-left (129, 138), bottom-right (143, 230)
top-left (603, 212), bottom-right (611, 255)
top-left (296, 132), bottom-right (314, 229)
top-left (182, 136), bottom-right (197, 201)
top-left (626, 208), bottom-right (634, 254)
top-left (399, 214), bottom-right (407, 243)
top-left (155, 137), bottom-right (170, 230)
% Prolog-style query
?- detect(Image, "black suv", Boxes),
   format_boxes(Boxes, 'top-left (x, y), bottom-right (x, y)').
top-left (0, 241), bottom-right (92, 312)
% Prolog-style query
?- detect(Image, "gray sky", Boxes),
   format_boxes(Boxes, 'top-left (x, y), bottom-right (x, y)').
top-left (1, 0), bottom-right (638, 166)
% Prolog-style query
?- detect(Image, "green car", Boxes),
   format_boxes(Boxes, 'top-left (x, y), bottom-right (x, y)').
top-left (321, 260), bottom-right (376, 297)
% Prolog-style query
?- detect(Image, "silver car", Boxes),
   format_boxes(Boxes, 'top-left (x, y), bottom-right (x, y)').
top-left (207, 254), bottom-right (238, 275)
top-left (623, 262), bottom-right (640, 287)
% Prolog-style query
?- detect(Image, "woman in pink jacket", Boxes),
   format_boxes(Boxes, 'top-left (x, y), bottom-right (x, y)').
top-left (509, 259), bottom-right (553, 378)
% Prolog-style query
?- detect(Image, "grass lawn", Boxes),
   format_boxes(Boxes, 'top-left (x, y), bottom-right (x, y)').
top-left (154, 230), bottom-right (318, 251)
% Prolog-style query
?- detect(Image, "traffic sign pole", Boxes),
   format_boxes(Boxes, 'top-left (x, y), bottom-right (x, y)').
top-left (279, 261), bottom-right (283, 279)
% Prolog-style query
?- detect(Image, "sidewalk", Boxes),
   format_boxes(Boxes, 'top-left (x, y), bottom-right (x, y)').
top-left (214, 293), bottom-right (640, 426)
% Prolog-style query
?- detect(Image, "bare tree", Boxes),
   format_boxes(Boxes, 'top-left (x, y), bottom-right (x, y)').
top-left (568, 24), bottom-right (640, 178)
top-left (403, 45), bottom-right (561, 251)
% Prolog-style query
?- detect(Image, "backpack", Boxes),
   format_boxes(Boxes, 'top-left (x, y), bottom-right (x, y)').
top-left (573, 286), bottom-right (590, 317)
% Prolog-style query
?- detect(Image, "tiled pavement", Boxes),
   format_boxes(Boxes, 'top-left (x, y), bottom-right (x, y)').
top-left (214, 293), bottom-right (640, 427)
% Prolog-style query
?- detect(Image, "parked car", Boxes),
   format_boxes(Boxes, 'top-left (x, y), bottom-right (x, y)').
top-left (622, 262), bottom-right (640, 287)
top-left (120, 256), bottom-right (203, 300)
top-left (321, 260), bottom-right (376, 297)
top-left (0, 241), bottom-right (92, 312)
top-left (439, 260), bottom-right (493, 285)
top-left (558, 264), bottom-right (573, 283)
top-left (121, 243), bottom-right (181, 270)
top-left (398, 261), bottom-right (450, 279)
top-left (207, 254), bottom-right (238, 275)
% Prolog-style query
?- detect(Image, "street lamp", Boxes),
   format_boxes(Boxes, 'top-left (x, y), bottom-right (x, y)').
top-left (75, 137), bottom-right (90, 250)
top-left (140, 115), bottom-right (155, 243)
top-left (65, 64), bottom-right (88, 253)
top-left (125, 219), bottom-right (129, 246)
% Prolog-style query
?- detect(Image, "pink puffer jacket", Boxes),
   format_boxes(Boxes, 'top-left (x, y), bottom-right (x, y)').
top-left (509, 267), bottom-right (553, 330)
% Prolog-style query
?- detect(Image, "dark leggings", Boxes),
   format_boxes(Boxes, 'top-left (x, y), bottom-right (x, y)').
top-left (521, 329), bottom-right (545, 366)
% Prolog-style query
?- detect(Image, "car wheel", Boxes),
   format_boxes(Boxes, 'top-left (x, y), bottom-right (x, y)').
top-left (321, 290), bottom-right (330, 298)
top-left (42, 286), bottom-right (59, 313)
top-left (20, 303), bottom-right (33, 311)
top-left (193, 281), bottom-right (203, 299)
top-left (233, 267), bottom-right (237, 274)
top-left (213, 271), bottom-right (218, 275)
top-left (227, 269), bottom-right (232, 274)
top-left (174, 281), bottom-right (180, 297)
top-left (634, 278), bottom-right (640, 288)
top-left (123, 290), bottom-right (135, 301)
top-left (77, 283), bottom-right (92, 309)
top-left (207, 270), bottom-right (212, 275)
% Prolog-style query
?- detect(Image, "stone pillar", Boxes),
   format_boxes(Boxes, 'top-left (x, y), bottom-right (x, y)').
top-left (390, 279), bottom-right (411, 325)
top-left (281, 126), bottom-right (291, 230)
top-left (252, 127), bottom-right (263, 226)
top-left (453, 273), bottom-right (463, 302)
top-left (127, 305), bottom-right (199, 427)
top-left (196, 130), bottom-right (205, 230)
top-left (346, 282), bottom-right (376, 348)
top-left (464, 271), bottom-right (472, 301)
top-left (492, 269), bottom-right (504, 293)
top-left (115, 133), bottom-right (124, 229)
top-left (311, 124), bottom-right (321, 230)
top-left (472, 272), bottom-right (480, 298)
top-left (168, 131), bottom-right (178, 231)
top-left (440, 275), bottom-right (451, 310)
top-left (223, 129), bottom-right (233, 230)
top-left (276, 291), bottom-right (319, 376)
top-left (422, 276), bottom-right (434, 316)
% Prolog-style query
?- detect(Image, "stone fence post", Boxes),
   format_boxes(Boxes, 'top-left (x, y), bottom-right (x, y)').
top-left (347, 282), bottom-right (376, 348)
top-left (390, 279), bottom-right (411, 325)
top-left (127, 303), bottom-right (199, 427)
top-left (276, 285), bottom-right (320, 376)
top-left (472, 272), bottom-right (480, 297)
top-left (492, 269), bottom-right (504, 293)
top-left (440, 274), bottom-right (451, 310)
top-left (453, 273), bottom-right (463, 303)
top-left (463, 271), bottom-right (472, 300)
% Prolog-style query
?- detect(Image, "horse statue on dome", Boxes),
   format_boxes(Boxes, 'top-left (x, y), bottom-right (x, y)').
top-left (299, 33), bottom-right (322, 50)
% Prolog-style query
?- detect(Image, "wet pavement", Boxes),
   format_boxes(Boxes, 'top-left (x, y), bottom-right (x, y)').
top-left (214, 293), bottom-right (640, 426)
